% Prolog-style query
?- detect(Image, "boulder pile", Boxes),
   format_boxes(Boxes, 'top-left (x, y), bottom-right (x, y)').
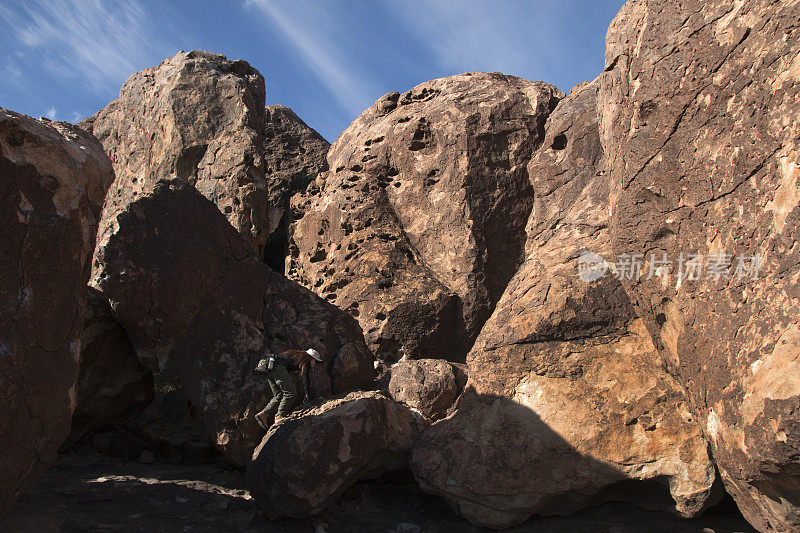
top-left (3, 0), bottom-right (799, 529)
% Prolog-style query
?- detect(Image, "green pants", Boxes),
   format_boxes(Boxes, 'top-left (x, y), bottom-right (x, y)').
top-left (256, 365), bottom-right (297, 418)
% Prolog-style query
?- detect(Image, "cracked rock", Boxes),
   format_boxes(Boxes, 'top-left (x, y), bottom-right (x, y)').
top-left (599, 1), bottom-right (800, 530)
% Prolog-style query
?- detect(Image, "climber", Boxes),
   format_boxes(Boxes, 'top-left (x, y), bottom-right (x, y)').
top-left (253, 347), bottom-right (323, 430)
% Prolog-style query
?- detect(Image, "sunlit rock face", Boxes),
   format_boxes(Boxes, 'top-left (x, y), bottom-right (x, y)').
top-left (289, 73), bottom-right (564, 362)
top-left (598, 1), bottom-right (800, 530)
top-left (0, 109), bottom-right (113, 517)
top-left (410, 80), bottom-right (716, 529)
top-left (81, 51), bottom-right (329, 269)
top-left (247, 391), bottom-right (420, 518)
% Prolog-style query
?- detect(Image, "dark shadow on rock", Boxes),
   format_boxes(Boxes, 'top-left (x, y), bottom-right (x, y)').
top-left (410, 387), bottom-right (717, 529)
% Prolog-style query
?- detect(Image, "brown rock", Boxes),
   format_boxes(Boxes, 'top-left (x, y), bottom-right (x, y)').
top-left (599, 1), bottom-right (800, 530)
top-left (63, 287), bottom-right (154, 449)
top-left (289, 73), bottom-right (563, 361)
top-left (92, 178), bottom-right (374, 466)
top-left (262, 105), bottom-right (329, 272)
top-left (410, 81), bottom-right (716, 529)
top-left (81, 51), bottom-right (270, 254)
top-left (388, 358), bottom-right (461, 420)
top-left (0, 109), bottom-right (113, 516)
top-left (246, 391), bottom-right (419, 518)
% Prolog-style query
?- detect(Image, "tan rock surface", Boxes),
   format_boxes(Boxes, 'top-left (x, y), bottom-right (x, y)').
top-left (0, 109), bottom-right (113, 516)
top-left (410, 81), bottom-right (716, 528)
top-left (246, 391), bottom-right (420, 518)
top-left (289, 73), bottom-right (563, 361)
top-left (599, 1), bottom-right (800, 529)
top-left (387, 358), bottom-right (462, 420)
top-left (82, 51), bottom-right (326, 263)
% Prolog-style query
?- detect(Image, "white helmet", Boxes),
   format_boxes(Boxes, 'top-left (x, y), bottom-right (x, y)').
top-left (306, 348), bottom-right (322, 362)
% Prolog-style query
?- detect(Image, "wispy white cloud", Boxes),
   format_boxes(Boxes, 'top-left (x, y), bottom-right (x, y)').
top-left (244, 0), bottom-right (379, 117)
top-left (0, 0), bottom-right (178, 94)
top-left (45, 106), bottom-right (57, 120)
top-left (384, 0), bottom-right (554, 81)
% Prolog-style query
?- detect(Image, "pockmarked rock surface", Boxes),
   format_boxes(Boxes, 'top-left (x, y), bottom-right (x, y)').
top-left (92, 178), bottom-right (374, 466)
top-left (388, 358), bottom-right (461, 420)
top-left (0, 109), bottom-right (113, 517)
top-left (262, 105), bottom-right (329, 272)
top-left (63, 287), bottom-right (154, 449)
top-left (410, 82), bottom-right (716, 529)
top-left (82, 50), bottom-right (312, 259)
top-left (289, 73), bottom-right (563, 361)
top-left (599, 1), bottom-right (800, 530)
top-left (246, 391), bottom-right (419, 518)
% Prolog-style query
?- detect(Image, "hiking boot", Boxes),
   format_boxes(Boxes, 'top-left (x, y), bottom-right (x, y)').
top-left (254, 412), bottom-right (270, 430)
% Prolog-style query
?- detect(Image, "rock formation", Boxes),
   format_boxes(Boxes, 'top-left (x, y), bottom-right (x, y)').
top-left (410, 81), bottom-right (717, 529)
top-left (81, 51), bottom-right (328, 269)
top-left (0, 109), bottom-right (113, 516)
top-left (387, 358), bottom-right (462, 420)
top-left (92, 178), bottom-right (374, 466)
top-left (63, 287), bottom-right (154, 449)
top-left (599, 1), bottom-right (800, 530)
top-left (247, 391), bottom-right (420, 518)
top-left (262, 105), bottom-right (329, 272)
top-left (289, 73), bottom-right (563, 361)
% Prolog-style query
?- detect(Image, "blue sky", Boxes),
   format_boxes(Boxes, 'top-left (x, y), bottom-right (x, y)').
top-left (0, 0), bottom-right (625, 142)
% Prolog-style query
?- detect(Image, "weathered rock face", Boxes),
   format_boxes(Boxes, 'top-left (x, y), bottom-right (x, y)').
top-left (387, 358), bottom-right (461, 420)
top-left (410, 82), bottom-right (717, 529)
top-left (0, 109), bottom-right (113, 517)
top-left (289, 73), bottom-right (563, 361)
top-left (599, 1), bottom-right (800, 530)
top-left (246, 391), bottom-right (419, 518)
top-left (63, 287), bottom-right (154, 449)
top-left (262, 105), bottom-right (329, 272)
top-left (92, 178), bottom-right (374, 466)
top-left (81, 51), bottom-right (270, 252)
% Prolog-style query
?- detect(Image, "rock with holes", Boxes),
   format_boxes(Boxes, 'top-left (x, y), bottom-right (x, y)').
top-left (246, 391), bottom-right (420, 518)
top-left (62, 287), bottom-right (154, 450)
top-left (599, 1), bottom-right (800, 530)
top-left (289, 73), bottom-right (563, 362)
top-left (261, 105), bottom-right (330, 271)
top-left (82, 51), bottom-right (326, 263)
top-left (92, 178), bottom-right (374, 466)
top-left (0, 109), bottom-right (113, 517)
top-left (409, 81), bottom-right (717, 529)
top-left (387, 358), bottom-right (461, 420)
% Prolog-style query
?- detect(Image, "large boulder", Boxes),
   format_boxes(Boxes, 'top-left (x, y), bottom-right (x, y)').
top-left (0, 110), bottom-right (113, 516)
top-left (92, 178), bottom-right (374, 466)
top-left (598, 1), bottom-right (800, 530)
top-left (262, 105), bottom-right (329, 272)
top-left (387, 358), bottom-right (462, 420)
top-left (81, 50), bottom-right (323, 261)
top-left (289, 73), bottom-right (563, 361)
top-left (62, 287), bottom-right (154, 449)
top-left (410, 81), bottom-right (717, 529)
top-left (246, 391), bottom-right (420, 518)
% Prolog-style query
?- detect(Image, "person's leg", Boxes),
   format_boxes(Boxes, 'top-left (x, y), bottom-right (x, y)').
top-left (273, 366), bottom-right (297, 417)
top-left (255, 376), bottom-right (283, 425)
